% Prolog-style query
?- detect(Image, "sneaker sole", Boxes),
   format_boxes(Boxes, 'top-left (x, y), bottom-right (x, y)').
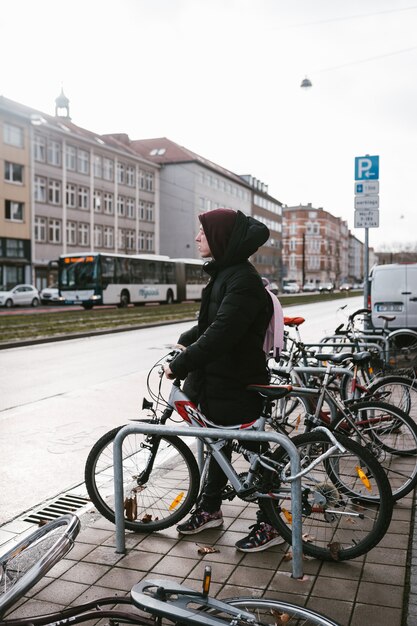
top-left (235, 535), bottom-right (287, 552)
top-left (177, 518), bottom-right (223, 535)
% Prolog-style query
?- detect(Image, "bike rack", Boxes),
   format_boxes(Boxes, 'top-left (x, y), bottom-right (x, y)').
top-left (113, 425), bottom-right (305, 579)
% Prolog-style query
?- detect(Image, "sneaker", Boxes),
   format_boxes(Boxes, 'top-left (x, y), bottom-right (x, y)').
top-left (176, 508), bottom-right (223, 535)
top-left (235, 522), bottom-right (286, 552)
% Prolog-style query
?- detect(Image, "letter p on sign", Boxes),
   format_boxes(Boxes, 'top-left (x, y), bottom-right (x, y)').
top-left (355, 155), bottom-right (379, 181)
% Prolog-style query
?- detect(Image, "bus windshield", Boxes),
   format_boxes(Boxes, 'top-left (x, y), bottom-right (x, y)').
top-left (59, 256), bottom-right (99, 290)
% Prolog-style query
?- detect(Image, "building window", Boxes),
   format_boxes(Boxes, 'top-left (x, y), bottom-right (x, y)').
top-left (103, 158), bottom-right (114, 181)
top-left (117, 162), bottom-right (125, 184)
top-left (93, 155), bottom-right (102, 178)
top-left (118, 229), bottom-right (125, 250)
top-left (117, 195), bottom-right (125, 216)
top-left (104, 226), bottom-right (113, 248)
top-left (77, 149), bottom-right (89, 175)
top-left (93, 190), bottom-right (102, 212)
top-left (48, 218), bottom-right (61, 243)
top-left (5, 200), bottom-right (23, 221)
top-left (145, 232), bottom-right (154, 252)
top-left (145, 172), bottom-right (154, 191)
top-left (94, 224), bottom-right (103, 248)
top-left (145, 202), bottom-right (154, 221)
top-left (138, 231), bottom-right (145, 250)
top-left (47, 140), bottom-right (62, 166)
top-left (289, 238), bottom-right (297, 251)
top-left (289, 254), bottom-right (296, 270)
top-left (78, 186), bottom-right (89, 209)
top-left (126, 229), bottom-right (135, 250)
top-left (139, 170), bottom-right (145, 189)
top-left (34, 176), bottom-right (46, 202)
top-left (126, 197), bottom-right (135, 219)
top-left (34, 216), bottom-right (47, 242)
top-left (66, 145), bottom-right (76, 171)
top-left (126, 165), bottom-right (135, 186)
top-left (6, 239), bottom-right (25, 257)
top-left (34, 135), bottom-right (46, 161)
top-left (139, 200), bottom-right (145, 220)
top-left (3, 122), bottom-right (24, 147)
top-left (289, 222), bottom-right (297, 235)
top-left (66, 183), bottom-right (76, 208)
top-left (104, 192), bottom-right (113, 214)
top-left (4, 161), bottom-right (23, 183)
top-left (67, 221), bottom-right (77, 246)
top-left (48, 180), bottom-right (61, 205)
top-left (78, 223), bottom-right (89, 246)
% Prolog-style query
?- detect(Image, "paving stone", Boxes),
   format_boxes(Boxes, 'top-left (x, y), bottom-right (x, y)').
top-left (307, 596), bottom-right (353, 626)
top-left (34, 579), bottom-right (89, 605)
top-left (60, 561), bottom-right (110, 584)
top-left (356, 581), bottom-right (405, 608)
top-left (227, 565), bottom-right (275, 590)
top-left (350, 602), bottom-right (403, 626)
top-left (96, 567), bottom-right (147, 592)
top-left (188, 560), bottom-right (236, 584)
top-left (150, 554), bottom-right (198, 578)
top-left (361, 562), bottom-right (406, 586)
top-left (82, 545), bottom-right (126, 566)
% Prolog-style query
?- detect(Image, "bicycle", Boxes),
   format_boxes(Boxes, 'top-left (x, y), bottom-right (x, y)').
top-left (270, 350), bottom-right (417, 501)
top-left (85, 352), bottom-right (393, 563)
top-left (319, 307), bottom-right (417, 375)
top-left (0, 513), bottom-right (342, 625)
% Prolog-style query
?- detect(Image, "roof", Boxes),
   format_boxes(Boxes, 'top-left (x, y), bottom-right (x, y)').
top-left (128, 137), bottom-right (250, 187)
top-left (0, 96), bottom-right (157, 166)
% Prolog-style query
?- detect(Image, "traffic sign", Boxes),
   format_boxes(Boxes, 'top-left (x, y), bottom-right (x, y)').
top-left (354, 210), bottom-right (379, 228)
top-left (355, 155), bottom-right (379, 181)
top-left (355, 181), bottom-right (379, 195)
top-left (354, 195), bottom-right (379, 210)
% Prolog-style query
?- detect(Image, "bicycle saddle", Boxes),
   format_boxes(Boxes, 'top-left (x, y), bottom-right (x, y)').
top-left (284, 316), bottom-right (305, 327)
top-left (314, 352), bottom-right (354, 364)
top-left (247, 384), bottom-right (293, 399)
top-left (352, 351), bottom-right (372, 364)
top-left (378, 315), bottom-right (396, 322)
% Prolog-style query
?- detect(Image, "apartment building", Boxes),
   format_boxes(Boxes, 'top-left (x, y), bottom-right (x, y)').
top-left (0, 100), bottom-right (32, 287)
top-left (348, 233), bottom-right (364, 283)
top-left (0, 94), bottom-right (159, 289)
top-left (115, 137), bottom-right (282, 281)
top-left (282, 203), bottom-right (350, 287)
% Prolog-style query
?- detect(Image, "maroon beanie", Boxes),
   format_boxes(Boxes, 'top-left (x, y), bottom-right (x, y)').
top-left (199, 208), bottom-right (237, 260)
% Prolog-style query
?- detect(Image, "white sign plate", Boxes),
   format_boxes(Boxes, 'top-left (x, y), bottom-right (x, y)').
top-left (354, 210), bottom-right (379, 228)
top-left (354, 195), bottom-right (379, 210)
top-left (354, 181), bottom-right (379, 195)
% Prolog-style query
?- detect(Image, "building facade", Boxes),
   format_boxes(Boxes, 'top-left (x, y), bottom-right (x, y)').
top-left (0, 101), bottom-right (32, 288)
top-left (0, 95), bottom-right (160, 290)
top-left (282, 203), bottom-right (350, 287)
top-left (120, 138), bottom-right (282, 281)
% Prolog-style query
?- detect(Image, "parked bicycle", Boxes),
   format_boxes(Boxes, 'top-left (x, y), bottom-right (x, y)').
top-left (85, 352), bottom-right (393, 562)
top-left (0, 513), bottom-right (341, 626)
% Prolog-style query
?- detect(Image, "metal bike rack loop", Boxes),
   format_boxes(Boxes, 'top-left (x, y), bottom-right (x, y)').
top-left (113, 425), bottom-right (305, 579)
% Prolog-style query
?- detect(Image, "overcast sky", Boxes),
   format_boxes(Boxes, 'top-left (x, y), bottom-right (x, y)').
top-left (2, 0), bottom-right (417, 250)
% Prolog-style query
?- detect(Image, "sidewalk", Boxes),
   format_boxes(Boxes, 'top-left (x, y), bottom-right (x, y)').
top-left (2, 491), bottom-right (415, 626)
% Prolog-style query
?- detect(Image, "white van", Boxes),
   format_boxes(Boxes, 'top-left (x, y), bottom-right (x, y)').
top-left (369, 263), bottom-right (417, 330)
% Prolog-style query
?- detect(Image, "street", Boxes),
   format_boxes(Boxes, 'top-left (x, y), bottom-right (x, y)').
top-left (0, 296), bottom-right (363, 525)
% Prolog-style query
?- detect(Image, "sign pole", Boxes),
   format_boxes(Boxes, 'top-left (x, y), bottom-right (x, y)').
top-left (364, 227), bottom-right (369, 309)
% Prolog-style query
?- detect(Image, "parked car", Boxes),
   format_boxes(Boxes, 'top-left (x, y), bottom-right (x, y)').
top-left (339, 283), bottom-right (353, 292)
top-left (283, 280), bottom-right (301, 294)
top-left (40, 285), bottom-right (65, 305)
top-left (0, 284), bottom-right (40, 307)
top-left (369, 263), bottom-right (417, 329)
top-left (302, 283), bottom-right (317, 292)
top-left (318, 282), bottom-right (334, 293)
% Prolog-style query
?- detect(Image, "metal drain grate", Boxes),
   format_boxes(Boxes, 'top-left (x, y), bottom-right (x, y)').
top-left (23, 494), bottom-right (91, 524)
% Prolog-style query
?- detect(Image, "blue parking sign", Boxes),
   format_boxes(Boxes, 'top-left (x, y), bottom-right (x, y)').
top-left (355, 155), bottom-right (379, 181)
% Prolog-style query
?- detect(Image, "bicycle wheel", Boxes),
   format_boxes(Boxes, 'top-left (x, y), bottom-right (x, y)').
top-left (386, 330), bottom-right (417, 374)
top-left (337, 401), bottom-right (417, 500)
top-left (0, 514), bottom-right (80, 617)
top-left (260, 432), bottom-right (393, 561)
top-left (366, 375), bottom-right (417, 421)
top-left (223, 597), bottom-right (340, 626)
top-left (85, 426), bottom-right (200, 532)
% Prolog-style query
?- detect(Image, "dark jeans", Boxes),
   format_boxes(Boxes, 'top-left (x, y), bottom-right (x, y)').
top-left (199, 441), bottom-right (269, 526)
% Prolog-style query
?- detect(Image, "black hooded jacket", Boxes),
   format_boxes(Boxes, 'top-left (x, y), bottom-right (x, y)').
top-left (169, 211), bottom-right (272, 425)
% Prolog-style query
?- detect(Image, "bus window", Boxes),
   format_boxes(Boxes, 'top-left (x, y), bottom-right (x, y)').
top-left (101, 256), bottom-right (115, 288)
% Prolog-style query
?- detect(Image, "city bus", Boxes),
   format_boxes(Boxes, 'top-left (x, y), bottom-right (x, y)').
top-left (57, 253), bottom-right (206, 309)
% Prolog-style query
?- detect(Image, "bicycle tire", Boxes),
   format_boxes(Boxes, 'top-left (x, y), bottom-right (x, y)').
top-left (260, 431), bottom-right (393, 561)
top-left (223, 597), bottom-right (341, 626)
top-left (366, 375), bottom-right (417, 420)
top-left (386, 330), bottom-right (417, 374)
top-left (85, 426), bottom-right (200, 532)
top-left (335, 401), bottom-right (417, 500)
top-left (0, 514), bottom-right (80, 617)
